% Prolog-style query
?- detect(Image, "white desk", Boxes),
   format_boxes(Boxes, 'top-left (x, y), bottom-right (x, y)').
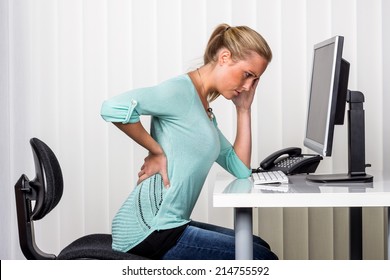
top-left (213, 171), bottom-right (390, 260)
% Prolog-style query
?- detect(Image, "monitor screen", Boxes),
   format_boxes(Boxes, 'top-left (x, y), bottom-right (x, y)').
top-left (304, 36), bottom-right (347, 156)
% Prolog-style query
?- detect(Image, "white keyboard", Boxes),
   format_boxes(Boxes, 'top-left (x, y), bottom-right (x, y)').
top-left (251, 170), bottom-right (289, 185)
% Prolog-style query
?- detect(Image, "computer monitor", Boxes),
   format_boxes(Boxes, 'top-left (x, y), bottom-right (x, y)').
top-left (304, 36), bottom-right (373, 183)
top-left (304, 36), bottom-right (348, 156)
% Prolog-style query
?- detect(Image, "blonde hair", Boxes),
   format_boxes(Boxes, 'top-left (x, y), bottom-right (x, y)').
top-left (204, 23), bottom-right (272, 102)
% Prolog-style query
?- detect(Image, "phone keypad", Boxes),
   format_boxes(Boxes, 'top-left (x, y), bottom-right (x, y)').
top-left (275, 157), bottom-right (304, 168)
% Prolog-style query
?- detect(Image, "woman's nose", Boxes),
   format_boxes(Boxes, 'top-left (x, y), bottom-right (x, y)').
top-left (242, 79), bottom-right (254, 91)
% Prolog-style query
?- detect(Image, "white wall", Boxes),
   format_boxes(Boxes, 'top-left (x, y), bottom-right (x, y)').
top-left (1, 0), bottom-right (388, 259)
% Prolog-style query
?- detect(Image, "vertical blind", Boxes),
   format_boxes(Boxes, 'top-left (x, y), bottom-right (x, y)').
top-left (1, 0), bottom-right (388, 259)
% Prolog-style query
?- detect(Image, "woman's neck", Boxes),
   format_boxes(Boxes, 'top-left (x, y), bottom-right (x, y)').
top-left (192, 64), bottom-right (214, 108)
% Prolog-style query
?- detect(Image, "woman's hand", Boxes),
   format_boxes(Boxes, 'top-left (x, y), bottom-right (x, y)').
top-left (232, 79), bottom-right (259, 111)
top-left (137, 152), bottom-right (170, 188)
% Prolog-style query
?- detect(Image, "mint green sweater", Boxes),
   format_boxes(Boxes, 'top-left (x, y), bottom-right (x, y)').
top-left (101, 74), bottom-right (251, 252)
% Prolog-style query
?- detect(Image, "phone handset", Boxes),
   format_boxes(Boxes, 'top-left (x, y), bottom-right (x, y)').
top-left (260, 147), bottom-right (302, 170)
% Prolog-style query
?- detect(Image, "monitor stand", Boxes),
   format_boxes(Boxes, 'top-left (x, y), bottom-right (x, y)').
top-left (306, 91), bottom-right (373, 183)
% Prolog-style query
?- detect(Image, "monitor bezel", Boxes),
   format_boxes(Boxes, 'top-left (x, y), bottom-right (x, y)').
top-left (303, 35), bottom-right (344, 156)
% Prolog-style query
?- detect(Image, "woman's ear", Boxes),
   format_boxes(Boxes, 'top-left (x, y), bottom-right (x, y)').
top-left (218, 48), bottom-right (232, 65)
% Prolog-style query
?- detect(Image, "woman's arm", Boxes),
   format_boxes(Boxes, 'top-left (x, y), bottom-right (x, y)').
top-left (114, 122), bottom-right (162, 154)
top-left (114, 122), bottom-right (170, 187)
top-left (233, 108), bottom-right (252, 168)
top-left (231, 79), bottom-right (258, 168)
top-left (100, 80), bottom-right (190, 188)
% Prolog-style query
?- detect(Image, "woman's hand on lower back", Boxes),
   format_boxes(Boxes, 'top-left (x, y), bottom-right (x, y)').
top-left (137, 152), bottom-right (170, 188)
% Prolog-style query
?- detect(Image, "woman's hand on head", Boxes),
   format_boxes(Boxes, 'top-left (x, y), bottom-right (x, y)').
top-left (137, 152), bottom-right (170, 188)
top-left (232, 78), bottom-right (259, 112)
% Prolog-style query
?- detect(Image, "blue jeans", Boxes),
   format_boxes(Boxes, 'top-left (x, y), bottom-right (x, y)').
top-left (162, 221), bottom-right (278, 260)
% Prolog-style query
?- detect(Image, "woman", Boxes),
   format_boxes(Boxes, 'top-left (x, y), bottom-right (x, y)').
top-left (101, 23), bottom-right (277, 260)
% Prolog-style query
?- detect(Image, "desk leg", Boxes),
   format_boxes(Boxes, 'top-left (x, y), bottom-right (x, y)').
top-left (350, 207), bottom-right (389, 260)
top-left (234, 207), bottom-right (253, 260)
top-left (350, 207), bottom-right (362, 260)
top-left (387, 207), bottom-right (390, 260)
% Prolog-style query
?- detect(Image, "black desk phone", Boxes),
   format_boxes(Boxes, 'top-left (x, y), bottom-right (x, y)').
top-left (255, 147), bottom-right (323, 175)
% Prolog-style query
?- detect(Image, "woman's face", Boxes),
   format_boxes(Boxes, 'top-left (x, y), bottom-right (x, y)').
top-left (215, 50), bottom-right (269, 100)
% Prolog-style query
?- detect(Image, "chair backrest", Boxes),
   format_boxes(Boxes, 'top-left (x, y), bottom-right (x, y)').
top-left (14, 137), bottom-right (64, 259)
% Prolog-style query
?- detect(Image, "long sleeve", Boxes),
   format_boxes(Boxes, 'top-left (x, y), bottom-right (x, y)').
top-left (101, 76), bottom-right (194, 124)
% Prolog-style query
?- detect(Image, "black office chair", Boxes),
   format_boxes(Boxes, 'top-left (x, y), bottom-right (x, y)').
top-left (14, 137), bottom-right (147, 260)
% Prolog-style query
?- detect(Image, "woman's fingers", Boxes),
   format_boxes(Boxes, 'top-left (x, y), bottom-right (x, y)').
top-left (136, 154), bottom-right (170, 188)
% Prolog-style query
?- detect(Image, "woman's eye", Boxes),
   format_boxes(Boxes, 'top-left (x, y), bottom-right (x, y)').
top-left (244, 72), bottom-right (252, 78)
